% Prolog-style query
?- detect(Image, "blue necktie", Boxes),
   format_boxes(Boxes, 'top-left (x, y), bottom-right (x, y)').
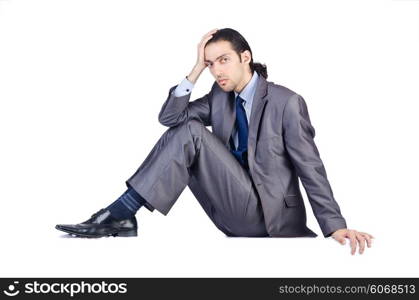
top-left (229, 95), bottom-right (249, 170)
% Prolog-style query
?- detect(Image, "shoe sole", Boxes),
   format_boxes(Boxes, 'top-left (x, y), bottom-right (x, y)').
top-left (55, 225), bottom-right (137, 238)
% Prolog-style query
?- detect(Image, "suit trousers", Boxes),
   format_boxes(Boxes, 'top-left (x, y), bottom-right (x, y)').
top-left (125, 119), bottom-right (269, 237)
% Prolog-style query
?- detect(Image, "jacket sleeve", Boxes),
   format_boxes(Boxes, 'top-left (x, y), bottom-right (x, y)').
top-left (282, 93), bottom-right (347, 237)
top-left (158, 83), bottom-right (213, 127)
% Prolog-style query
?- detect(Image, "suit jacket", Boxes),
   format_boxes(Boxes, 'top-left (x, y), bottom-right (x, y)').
top-left (158, 74), bottom-right (347, 237)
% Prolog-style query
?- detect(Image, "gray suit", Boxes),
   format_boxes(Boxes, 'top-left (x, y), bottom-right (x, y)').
top-left (125, 75), bottom-right (347, 238)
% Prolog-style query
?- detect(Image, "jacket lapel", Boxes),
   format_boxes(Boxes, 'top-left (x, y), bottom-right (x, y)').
top-left (220, 91), bottom-right (235, 146)
top-left (248, 75), bottom-right (269, 149)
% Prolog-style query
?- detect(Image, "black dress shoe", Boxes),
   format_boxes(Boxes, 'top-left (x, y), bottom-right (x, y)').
top-left (55, 208), bottom-right (137, 238)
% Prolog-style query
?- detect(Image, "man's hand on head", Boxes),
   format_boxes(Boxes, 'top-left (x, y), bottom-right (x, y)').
top-left (187, 28), bottom-right (219, 84)
top-left (331, 228), bottom-right (374, 255)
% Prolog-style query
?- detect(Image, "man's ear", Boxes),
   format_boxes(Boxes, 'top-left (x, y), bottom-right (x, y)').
top-left (241, 50), bottom-right (252, 64)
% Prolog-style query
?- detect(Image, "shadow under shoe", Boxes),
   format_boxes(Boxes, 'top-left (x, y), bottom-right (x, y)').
top-left (55, 208), bottom-right (138, 238)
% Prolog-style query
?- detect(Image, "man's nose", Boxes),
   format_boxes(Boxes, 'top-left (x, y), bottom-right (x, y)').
top-left (215, 71), bottom-right (224, 79)
top-left (212, 65), bottom-right (223, 77)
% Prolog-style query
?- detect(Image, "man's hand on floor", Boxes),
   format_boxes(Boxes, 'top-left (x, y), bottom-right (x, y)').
top-left (331, 229), bottom-right (374, 255)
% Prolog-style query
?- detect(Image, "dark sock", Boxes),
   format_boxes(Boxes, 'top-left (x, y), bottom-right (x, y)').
top-left (106, 186), bottom-right (147, 220)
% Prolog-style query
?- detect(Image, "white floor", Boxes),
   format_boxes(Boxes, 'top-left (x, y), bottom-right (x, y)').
top-left (0, 189), bottom-right (414, 278)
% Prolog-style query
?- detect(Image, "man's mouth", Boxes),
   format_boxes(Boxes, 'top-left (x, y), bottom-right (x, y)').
top-left (218, 79), bottom-right (228, 85)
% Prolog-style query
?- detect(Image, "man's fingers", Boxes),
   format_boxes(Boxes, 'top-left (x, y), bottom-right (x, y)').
top-left (366, 236), bottom-right (372, 248)
top-left (358, 232), bottom-right (374, 247)
top-left (206, 28), bottom-right (218, 35)
top-left (333, 230), bottom-right (373, 254)
top-left (348, 230), bottom-right (357, 255)
top-left (360, 232), bottom-right (374, 239)
top-left (361, 233), bottom-right (373, 248)
top-left (208, 28), bottom-right (218, 35)
top-left (356, 232), bottom-right (366, 254)
top-left (198, 33), bottom-right (216, 49)
top-left (201, 34), bottom-right (214, 43)
top-left (201, 29), bottom-right (218, 41)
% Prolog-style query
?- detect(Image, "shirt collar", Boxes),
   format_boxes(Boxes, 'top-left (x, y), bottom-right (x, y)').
top-left (234, 71), bottom-right (259, 107)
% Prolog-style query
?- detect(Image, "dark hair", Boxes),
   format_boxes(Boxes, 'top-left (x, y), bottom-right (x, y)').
top-left (205, 28), bottom-right (268, 79)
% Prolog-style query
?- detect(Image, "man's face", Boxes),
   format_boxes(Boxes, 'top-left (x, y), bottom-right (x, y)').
top-left (204, 40), bottom-right (252, 93)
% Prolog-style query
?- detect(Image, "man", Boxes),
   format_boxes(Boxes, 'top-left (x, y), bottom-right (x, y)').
top-left (56, 28), bottom-right (373, 255)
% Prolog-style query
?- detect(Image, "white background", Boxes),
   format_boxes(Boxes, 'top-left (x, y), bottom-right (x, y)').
top-left (0, 0), bottom-right (418, 277)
